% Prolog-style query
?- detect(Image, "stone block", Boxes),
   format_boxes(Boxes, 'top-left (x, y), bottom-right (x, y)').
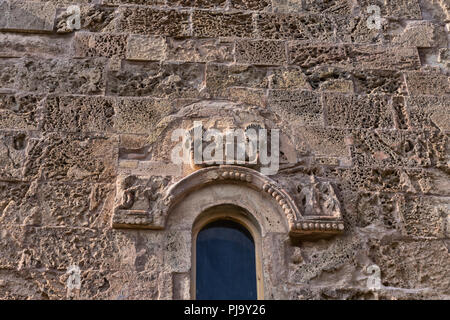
top-left (0, 94), bottom-right (43, 130)
top-left (236, 40), bottom-right (287, 65)
top-left (256, 13), bottom-right (335, 41)
top-left (167, 0), bottom-right (226, 8)
top-left (166, 38), bottom-right (233, 63)
top-left (192, 10), bottom-right (254, 38)
top-left (0, 0), bottom-right (56, 33)
top-left (107, 61), bottom-right (205, 98)
top-left (268, 90), bottom-right (323, 125)
top-left (323, 93), bottom-right (394, 129)
top-left (115, 7), bottom-right (190, 37)
top-left (126, 35), bottom-right (166, 62)
top-left (406, 96), bottom-right (450, 132)
top-left (74, 33), bottom-right (127, 58)
top-left (231, 0), bottom-right (271, 10)
top-left (43, 95), bottom-right (115, 133)
top-left (205, 63), bottom-right (269, 97)
top-left (405, 72), bottom-right (450, 96)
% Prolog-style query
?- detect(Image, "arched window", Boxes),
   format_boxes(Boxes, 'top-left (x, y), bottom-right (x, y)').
top-left (195, 219), bottom-right (257, 300)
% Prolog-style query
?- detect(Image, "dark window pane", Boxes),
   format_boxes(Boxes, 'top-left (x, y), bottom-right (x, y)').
top-left (196, 220), bottom-right (257, 300)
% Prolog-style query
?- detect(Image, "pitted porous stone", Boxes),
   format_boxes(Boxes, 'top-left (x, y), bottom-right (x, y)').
top-left (323, 93), bottom-right (394, 129)
top-left (256, 13), bottom-right (335, 41)
top-left (236, 40), bottom-right (287, 65)
top-left (0, 0), bottom-right (449, 301)
top-left (192, 10), bottom-right (254, 38)
top-left (115, 7), bottom-right (190, 37)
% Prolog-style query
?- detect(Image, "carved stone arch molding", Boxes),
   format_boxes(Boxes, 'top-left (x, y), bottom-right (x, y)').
top-left (112, 165), bottom-right (345, 239)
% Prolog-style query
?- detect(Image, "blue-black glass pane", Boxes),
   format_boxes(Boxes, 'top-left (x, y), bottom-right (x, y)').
top-left (196, 220), bottom-right (257, 300)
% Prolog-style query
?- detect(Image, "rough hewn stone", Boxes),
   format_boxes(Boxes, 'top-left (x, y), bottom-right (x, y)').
top-left (323, 93), bottom-right (394, 129)
top-left (0, 0), bottom-right (56, 33)
top-left (405, 72), bottom-right (450, 96)
top-left (115, 7), bottom-right (190, 37)
top-left (166, 38), bottom-right (233, 63)
top-left (126, 35), bottom-right (166, 62)
top-left (192, 10), bottom-right (254, 38)
top-left (406, 96), bottom-right (450, 131)
top-left (236, 40), bottom-right (287, 65)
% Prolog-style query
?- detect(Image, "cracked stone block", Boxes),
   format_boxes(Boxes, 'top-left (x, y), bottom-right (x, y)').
top-left (166, 38), bottom-right (233, 63)
top-left (323, 93), bottom-right (394, 129)
top-left (0, 94), bottom-right (43, 130)
top-left (192, 10), bottom-right (254, 38)
top-left (107, 61), bottom-right (205, 98)
top-left (335, 13), bottom-right (383, 44)
top-left (126, 35), bottom-right (166, 62)
top-left (236, 40), bottom-right (287, 65)
top-left (74, 33), bottom-right (127, 58)
top-left (256, 13), bottom-right (335, 41)
top-left (115, 7), bottom-right (190, 37)
top-left (405, 71), bottom-right (450, 96)
top-left (0, 0), bottom-right (56, 33)
top-left (406, 96), bottom-right (450, 131)
top-left (268, 90), bottom-right (323, 125)
top-left (43, 96), bottom-right (115, 133)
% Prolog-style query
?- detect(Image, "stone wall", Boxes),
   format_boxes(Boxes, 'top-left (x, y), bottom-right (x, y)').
top-left (0, 0), bottom-right (448, 299)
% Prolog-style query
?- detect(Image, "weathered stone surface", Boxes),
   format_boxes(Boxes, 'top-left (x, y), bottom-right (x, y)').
top-left (236, 40), bottom-right (287, 65)
top-left (405, 72), bottom-right (450, 96)
top-left (231, 0), bottom-right (271, 10)
top-left (167, 0), bottom-right (226, 8)
top-left (56, 4), bottom-right (116, 33)
top-left (270, 67), bottom-right (311, 90)
top-left (0, 94), bottom-right (43, 130)
top-left (369, 240), bottom-right (449, 291)
top-left (352, 70), bottom-right (406, 95)
top-left (256, 13), bottom-right (335, 41)
top-left (74, 33), bottom-right (127, 58)
top-left (192, 10), bottom-right (254, 38)
top-left (0, 131), bottom-right (117, 182)
top-left (115, 7), bottom-right (190, 37)
top-left (107, 61), bottom-right (205, 98)
top-left (166, 38), bottom-right (233, 63)
top-left (0, 33), bottom-right (71, 58)
top-left (406, 96), bottom-right (450, 131)
top-left (0, 0), bottom-right (449, 301)
top-left (113, 98), bottom-right (173, 134)
top-left (350, 130), bottom-right (448, 168)
top-left (0, 0), bottom-right (56, 32)
top-left (289, 44), bottom-right (421, 71)
top-left (0, 57), bottom-right (106, 95)
top-left (43, 96), bottom-right (115, 133)
top-left (206, 64), bottom-right (269, 97)
top-left (398, 195), bottom-right (449, 238)
top-left (268, 90), bottom-right (323, 125)
top-left (323, 93), bottom-right (394, 129)
top-left (357, 0), bottom-right (422, 19)
top-left (126, 35), bottom-right (166, 62)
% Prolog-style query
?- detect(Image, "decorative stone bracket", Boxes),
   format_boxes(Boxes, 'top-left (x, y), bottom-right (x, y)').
top-left (112, 166), bottom-right (345, 239)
